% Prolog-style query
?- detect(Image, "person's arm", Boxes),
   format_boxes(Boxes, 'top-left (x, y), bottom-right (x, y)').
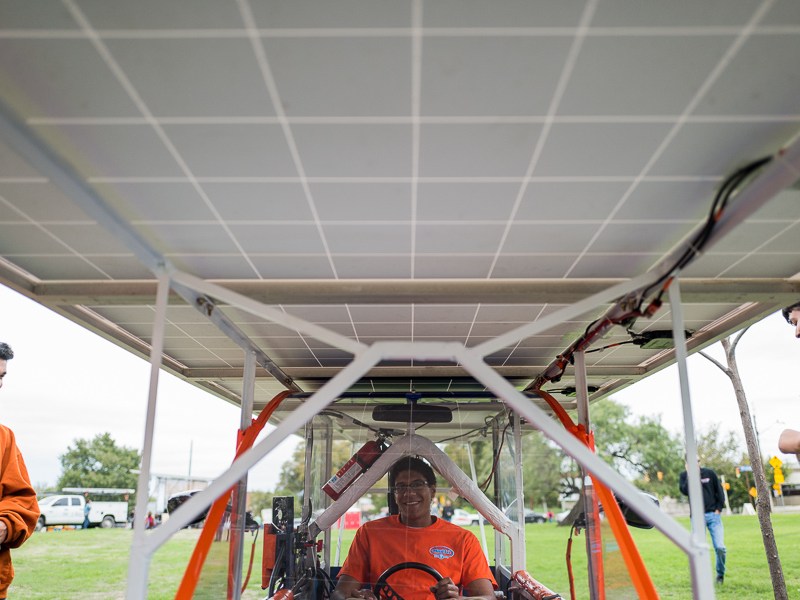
top-left (333, 574), bottom-right (376, 600)
top-left (429, 577), bottom-right (494, 600)
top-left (678, 471), bottom-right (688, 496)
top-left (438, 577), bottom-right (495, 600)
top-left (710, 470), bottom-right (725, 513)
top-left (0, 429), bottom-right (39, 547)
top-left (463, 578), bottom-right (496, 600)
top-left (778, 429), bottom-right (800, 454)
top-left (335, 523), bottom-right (376, 600)
top-left (435, 529), bottom-right (496, 600)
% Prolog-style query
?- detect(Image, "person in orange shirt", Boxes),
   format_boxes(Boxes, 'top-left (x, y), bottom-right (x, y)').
top-left (333, 457), bottom-right (495, 600)
top-left (0, 343), bottom-right (39, 600)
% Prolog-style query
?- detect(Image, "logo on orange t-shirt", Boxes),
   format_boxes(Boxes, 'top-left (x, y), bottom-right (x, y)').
top-left (430, 546), bottom-right (455, 560)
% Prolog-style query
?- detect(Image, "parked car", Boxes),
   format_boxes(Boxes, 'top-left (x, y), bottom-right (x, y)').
top-left (36, 494), bottom-right (127, 530)
top-left (450, 508), bottom-right (481, 526)
top-left (504, 506), bottom-right (547, 523)
top-left (166, 490), bottom-right (260, 530)
top-left (556, 491), bottom-right (660, 529)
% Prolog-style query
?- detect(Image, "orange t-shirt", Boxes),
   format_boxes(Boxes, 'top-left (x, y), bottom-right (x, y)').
top-left (338, 515), bottom-right (496, 600)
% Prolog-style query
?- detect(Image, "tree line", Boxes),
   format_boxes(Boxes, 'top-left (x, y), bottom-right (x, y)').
top-left (43, 398), bottom-right (776, 520)
top-left (248, 398), bottom-right (769, 519)
top-left (36, 432), bottom-right (140, 507)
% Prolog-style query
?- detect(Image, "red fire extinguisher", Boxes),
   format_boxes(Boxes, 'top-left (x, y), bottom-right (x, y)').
top-left (322, 438), bottom-right (387, 500)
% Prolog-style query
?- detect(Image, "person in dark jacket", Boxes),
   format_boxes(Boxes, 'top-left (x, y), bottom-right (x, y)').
top-left (83, 498), bottom-right (91, 530)
top-left (679, 462), bottom-right (727, 584)
top-left (441, 499), bottom-right (454, 522)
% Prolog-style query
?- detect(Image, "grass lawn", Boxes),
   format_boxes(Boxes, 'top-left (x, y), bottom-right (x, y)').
top-left (10, 513), bottom-right (800, 599)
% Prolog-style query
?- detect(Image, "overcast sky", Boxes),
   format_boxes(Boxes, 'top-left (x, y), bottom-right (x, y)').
top-left (613, 307), bottom-right (798, 466)
top-left (1, 283), bottom-right (797, 497)
top-left (0, 284), bottom-right (298, 492)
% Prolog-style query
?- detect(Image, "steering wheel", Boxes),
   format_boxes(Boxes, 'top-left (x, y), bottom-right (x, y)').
top-left (374, 561), bottom-right (445, 600)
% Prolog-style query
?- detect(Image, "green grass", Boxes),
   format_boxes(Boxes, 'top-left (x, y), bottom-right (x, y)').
top-left (10, 514), bottom-right (800, 599)
top-left (520, 513), bottom-right (800, 599)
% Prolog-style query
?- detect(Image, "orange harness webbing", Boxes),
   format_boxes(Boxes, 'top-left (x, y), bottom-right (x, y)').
top-left (537, 389), bottom-right (659, 600)
top-left (175, 390), bottom-right (292, 600)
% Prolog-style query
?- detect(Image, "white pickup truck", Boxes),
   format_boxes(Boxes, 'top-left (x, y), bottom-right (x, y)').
top-left (36, 494), bottom-right (128, 530)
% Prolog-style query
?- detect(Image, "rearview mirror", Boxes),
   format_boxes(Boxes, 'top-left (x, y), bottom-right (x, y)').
top-left (372, 404), bottom-right (452, 423)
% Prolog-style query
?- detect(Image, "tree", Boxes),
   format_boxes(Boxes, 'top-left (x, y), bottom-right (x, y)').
top-left (247, 490), bottom-right (275, 520)
top-left (700, 332), bottom-right (787, 600)
top-left (275, 441), bottom-right (306, 497)
top-left (57, 433), bottom-right (140, 492)
top-left (274, 438), bottom-right (365, 508)
top-left (441, 437), bottom-right (494, 492)
top-left (518, 431), bottom-right (565, 510)
top-left (273, 432), bottom-right (505, 518)
top-left (589, 398), bottom-right (685, 498)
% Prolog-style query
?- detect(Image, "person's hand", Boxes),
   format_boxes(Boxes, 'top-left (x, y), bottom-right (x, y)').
top-left (347, 590), bottom-right (377, 600)
top-left (429, 577), bottom-right (459, 600)
top-left (0, 520), bottom-right (7, 545)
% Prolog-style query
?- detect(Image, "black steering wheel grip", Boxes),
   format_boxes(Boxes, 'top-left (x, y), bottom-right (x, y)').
top-left (373, 561), bottom-right (445, 600)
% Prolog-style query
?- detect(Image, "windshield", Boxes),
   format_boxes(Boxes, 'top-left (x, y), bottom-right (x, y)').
top-left (38, 496), bottom-right (58, 506)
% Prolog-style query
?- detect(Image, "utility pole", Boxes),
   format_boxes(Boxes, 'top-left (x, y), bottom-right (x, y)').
top-left (187, 440), bottom-right (193, 489)
top-left (754, 414), bottom-right (763, 462)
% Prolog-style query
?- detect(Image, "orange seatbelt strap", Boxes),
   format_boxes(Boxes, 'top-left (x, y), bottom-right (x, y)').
top-left (537, 390), bottom-right (659, 599)
top-left (175, 390), bottom-right (292, 600)
top-left (592, 477), bottom-right (657, 598)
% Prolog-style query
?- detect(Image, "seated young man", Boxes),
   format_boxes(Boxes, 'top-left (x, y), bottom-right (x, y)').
top-left (333, 457), bottom-right (496, 600)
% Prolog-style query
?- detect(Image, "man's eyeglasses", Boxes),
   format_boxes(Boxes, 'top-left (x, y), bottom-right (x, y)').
top-left (391, 480), bottom-right (431, 494)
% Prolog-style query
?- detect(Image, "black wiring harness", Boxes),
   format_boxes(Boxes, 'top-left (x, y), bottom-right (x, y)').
top-left (528, 155), bottom-right (773, 392)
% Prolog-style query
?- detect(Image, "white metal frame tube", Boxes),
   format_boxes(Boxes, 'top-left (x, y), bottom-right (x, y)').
top-left (117, 275), bottom-right (717, 597)
top-left (126, 271), bottom-right (170, 599)
top-left (122, 331), bottom-right (699, 596)
top-left (669, 279), bottom-right (716, 598)
top-left (228, 350), bottom-right (257, 600)
top-left (466, 442), bottom-right (490, 560)
top-left (476, 270), bottom-right (658, 357)
top-left (309, 434), bottom-right (524, 569)
top-left (511, 413), bottom-right (526, 566)
top-left (144, 346), bottom-right (382, 555)
top-left (575, 351), bottom-right (602, 600)
top-left (456, 348), bottom-right (694, 551)
top-left (122, 299), bottom-right (700, 597)
top-left (170, 269), bottom-right (367, 356)
top-left (322, 416), bottom-right (334, 570)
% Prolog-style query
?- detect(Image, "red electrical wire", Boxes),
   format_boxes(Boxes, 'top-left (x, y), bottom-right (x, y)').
top-left (565, 526), bottom-right (577, 600)
top-left (241, 527), bottom-right (260, 593)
